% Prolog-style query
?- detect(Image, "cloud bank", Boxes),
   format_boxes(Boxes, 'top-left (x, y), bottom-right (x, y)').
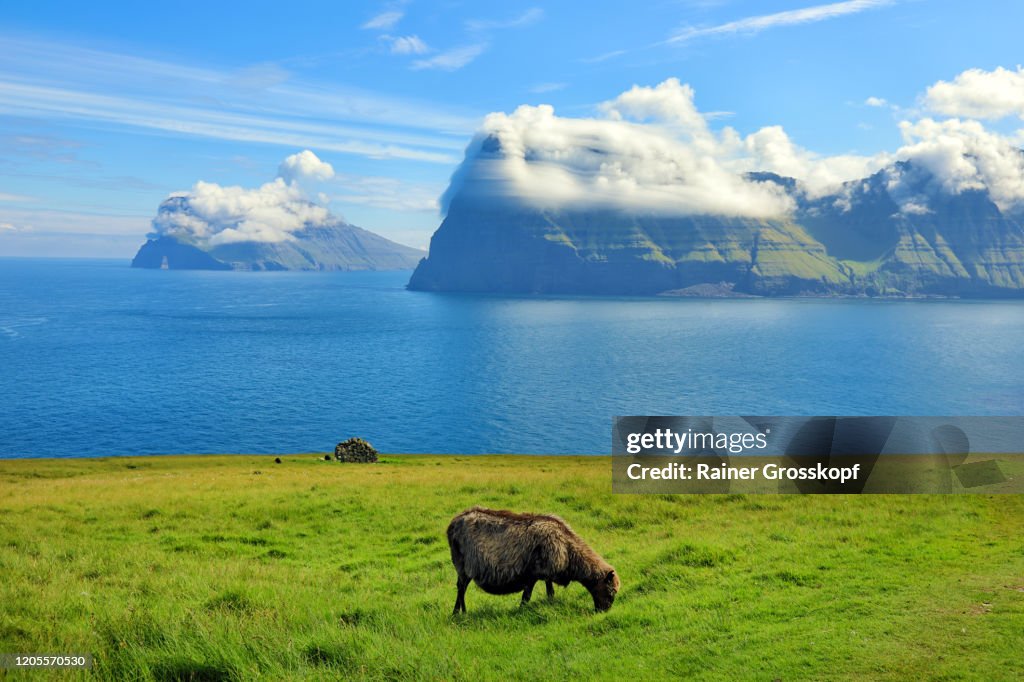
top-left (443, 71), bottom-right (1024, 218)
top-left (443, 78), bottom-right (880, 217)
top-left (152, 151), bottom-right (336, 247)
top-left (925, 66), bottom-right (1024, 120)
top-left (895, 118), bottom-right (1024, 209)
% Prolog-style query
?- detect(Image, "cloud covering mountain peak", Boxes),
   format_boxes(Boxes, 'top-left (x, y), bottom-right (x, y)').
top-left (442, 72), bottom-right (1024, 218)
top-left (151, 150), bottom-right (336, 246)
top-left (441, 78), bottom-right (885, 218)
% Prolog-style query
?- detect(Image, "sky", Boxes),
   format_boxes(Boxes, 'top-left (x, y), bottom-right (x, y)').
top-left (2, 0), bottom-right (1024, 257)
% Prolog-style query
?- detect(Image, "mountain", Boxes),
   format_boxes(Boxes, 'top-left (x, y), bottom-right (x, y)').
top-left (408, 161), bottom-right (1024, 297)
top-left (132, 197), bottom-right (423, 271)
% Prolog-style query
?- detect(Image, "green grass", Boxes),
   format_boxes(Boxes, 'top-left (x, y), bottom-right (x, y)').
top-left (1, 455), bottom-right (1022, 681)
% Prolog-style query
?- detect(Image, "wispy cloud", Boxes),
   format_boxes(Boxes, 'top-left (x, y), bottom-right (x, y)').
top-left (0, 36), bottom-right (475, 163)
top-left (0, 81), bottom-right (459, 163)
top-left (530, 82), bottom-right (567, 94)
top-left (668, 0), bottom-right (894, 44)
top-left (0, 192), bottom-right (34, 202)
top-left (580, 49), bottom-right (627, 64)
top-left (865, 96), bottom-right (888, 107)
top-left (0, 206), bottom-right (149, 237)
top-left (386, 35), bottom-right (430, 55)
top-left (232, 62), bottom-right (291, 91)
top-left (408, 8), bottom-right (542, 72)
top-left (412, 44), bottom-right (487, 71)
top-left (330, 172), bottom-right (443, 213)
top-left (362, 10), bottom-right (404, 30)
top-left (466, 8), bottom-right (544, 32)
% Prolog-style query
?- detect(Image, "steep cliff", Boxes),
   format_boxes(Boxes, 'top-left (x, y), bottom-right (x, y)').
top-left (409, 162), bottom-right (1024, 297)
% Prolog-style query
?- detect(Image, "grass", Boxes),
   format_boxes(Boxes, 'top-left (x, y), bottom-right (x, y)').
top-left (0, 455), bottom-right (1022, 681)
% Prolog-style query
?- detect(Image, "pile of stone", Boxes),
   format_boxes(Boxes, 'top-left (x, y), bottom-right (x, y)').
top-left (334, 438), bottom-right (379, 463)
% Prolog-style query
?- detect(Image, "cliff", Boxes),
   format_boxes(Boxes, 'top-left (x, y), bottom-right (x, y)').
top-left (409, 163), bottom-right (1024, 297)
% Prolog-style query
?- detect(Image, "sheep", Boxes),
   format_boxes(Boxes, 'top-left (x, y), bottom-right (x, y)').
top-left (446, 506), bottom-right (620, 614)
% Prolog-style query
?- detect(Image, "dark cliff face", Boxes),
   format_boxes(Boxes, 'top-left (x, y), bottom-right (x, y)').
top-left (131, 237), bottom-right (232, 270)
top-left (132, 222), bottom-right (424, 272)
top-left (408, 200), bottom-right (843, 295)
top-left (409, 164), bottom-right (1024, 297)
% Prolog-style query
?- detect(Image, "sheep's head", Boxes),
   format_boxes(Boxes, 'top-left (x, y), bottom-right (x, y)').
top-left (591, 569), bottom-right (619, 612)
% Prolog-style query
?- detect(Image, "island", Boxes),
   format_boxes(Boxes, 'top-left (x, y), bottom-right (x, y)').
top-left (409, 136), bottom-right (1024, 297)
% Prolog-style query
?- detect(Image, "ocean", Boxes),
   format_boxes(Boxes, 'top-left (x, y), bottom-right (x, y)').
top-left (1, 258), bottom-right (1022, 457)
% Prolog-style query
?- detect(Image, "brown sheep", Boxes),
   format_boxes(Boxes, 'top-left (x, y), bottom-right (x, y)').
top-left (446, 506), bottom-right (620, 614)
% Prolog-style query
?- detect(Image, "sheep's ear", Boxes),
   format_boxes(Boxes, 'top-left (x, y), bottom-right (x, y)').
top-left (606, 570), bottom-right (615, 581)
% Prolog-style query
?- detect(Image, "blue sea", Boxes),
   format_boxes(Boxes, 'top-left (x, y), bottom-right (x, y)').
top-left (1, 258), bottom-right (1022, 457)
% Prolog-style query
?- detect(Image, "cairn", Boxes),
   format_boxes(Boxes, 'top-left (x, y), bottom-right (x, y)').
top-left (334, 438), bottom-right (379, 463)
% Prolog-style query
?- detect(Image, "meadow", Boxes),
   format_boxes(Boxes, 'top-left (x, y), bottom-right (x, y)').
top-left (1, 455), bottom-right (1022, 680)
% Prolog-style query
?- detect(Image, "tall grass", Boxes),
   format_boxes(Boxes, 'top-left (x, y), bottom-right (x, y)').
top-left (1, 455), bottom-right (1021, 680)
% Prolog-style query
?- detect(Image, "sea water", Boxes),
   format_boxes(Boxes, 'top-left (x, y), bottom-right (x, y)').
top-left (1, 258), bottom-right (1022, 457)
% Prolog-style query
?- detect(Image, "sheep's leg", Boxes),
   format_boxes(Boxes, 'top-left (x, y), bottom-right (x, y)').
top-left (521, 580), bottom-right (537, 605)
top-left (545, 581), bottom-right (555, 600)
top-left (454, 574), bottom-right (470, 615)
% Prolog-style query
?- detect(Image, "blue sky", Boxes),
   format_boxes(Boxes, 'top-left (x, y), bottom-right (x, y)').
top-left (1, 0), bottom-right (1023, 256)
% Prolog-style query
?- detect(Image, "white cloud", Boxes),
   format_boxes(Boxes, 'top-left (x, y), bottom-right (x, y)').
top-left (740, 125), bottom-right (890, 196)
top-left (865, 96), bottom-right (887, 107)
top-left (0, 192), bottom-right (34, 202)
top-left (151, 152), bottom-right (347, 246)
top-left (154, 177), bottom-right (332, 246)
top-left (444, 81), bottom-right (796, 218)
top-left (924, 66), bottom-right (1024, 120)
top-left (894, 117), bottom-right (1024, 210)
top-left (0, 222), bottom-right (17, 231)
top-left (604, 79), bottom-right (886, 197)
top-left (362, 10), bottom-right (403, 30)
top-left (444, 69), bottom-right (1024, 218)
top-left (278, 150), bottom-right (335, 182)
top-left (387, 35), bottom-right (430, 55)
top-left (412, 44), bottom-right (487, 71)
top-left (466, 8), bottom-right (544, 32)
top-left (150, 151), bottom-right (442, 246)
top-left (668, 0), bottom-right (893, 44)
top-left (601, 79), bottom-right (715, 143)
top-left (443, 79), bottom-right (901, 217)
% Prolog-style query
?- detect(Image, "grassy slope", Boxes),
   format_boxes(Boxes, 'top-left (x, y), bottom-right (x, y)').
top-left (1, 455), bottom-right (1021, 681)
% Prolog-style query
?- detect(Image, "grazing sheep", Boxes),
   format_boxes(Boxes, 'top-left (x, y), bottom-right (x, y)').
top-left (446, 507), bottom-right (620, 614)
